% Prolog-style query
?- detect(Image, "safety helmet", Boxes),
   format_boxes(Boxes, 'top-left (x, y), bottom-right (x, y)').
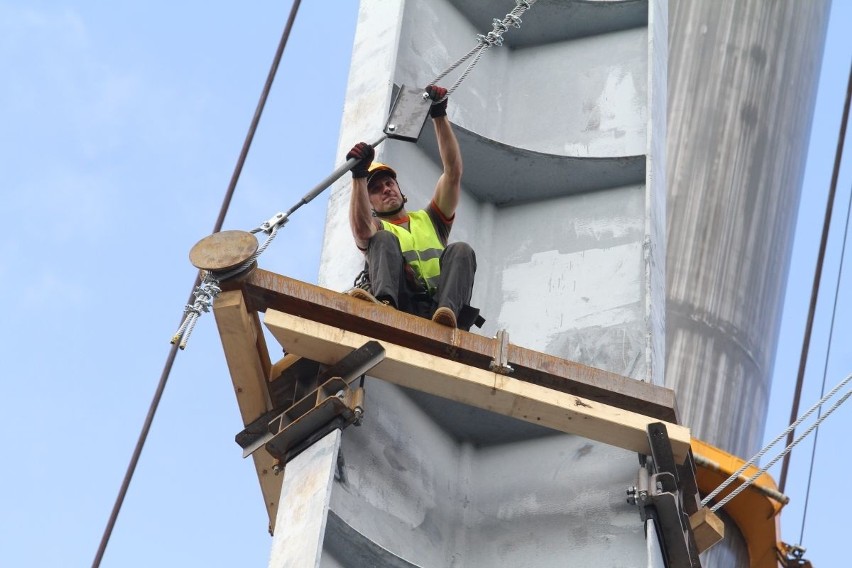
top-left (367, 161), bottom-right (397, 185)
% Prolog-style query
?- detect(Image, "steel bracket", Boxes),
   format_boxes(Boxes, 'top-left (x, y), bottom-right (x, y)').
top-left (627, 423), bottom-right (703, 568)
top-left (777, 542), bottom-right (812, 568)
top-left (235, 341), bottom-right (385, 464)
top-left (488, 329), bottom-right (514, 375)
top-left (384, 85), bottom-right (432, 142)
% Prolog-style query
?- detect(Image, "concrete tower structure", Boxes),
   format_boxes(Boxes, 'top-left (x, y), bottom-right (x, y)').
top-left (667, 0), bottom-right (830, 458)
top-left (306, 0), bottom-right (669, 565)
top-left (667, 2), bottom-right (829, 566)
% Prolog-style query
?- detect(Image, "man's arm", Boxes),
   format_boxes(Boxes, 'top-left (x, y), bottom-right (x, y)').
top-left (428, 86), bottom-right (462, 219)
top-left (347, 142), bottom-right (378, 250)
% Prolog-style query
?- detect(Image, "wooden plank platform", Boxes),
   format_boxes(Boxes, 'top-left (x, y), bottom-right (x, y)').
top-left (212, 271), bottom-right (687, 528)
top-left (233, 268), bottom-right (680, 422)
top-left (264, 310), bottom-right (692, 463)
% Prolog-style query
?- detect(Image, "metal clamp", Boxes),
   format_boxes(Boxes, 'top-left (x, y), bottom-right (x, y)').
top-left (489, 329), bottom-right (514, 374)
top-left (235, 341), bottom-right (384, 465)
top-left (627, 423), bottom-right (703, 568)
top-left (259, 211), bottom-right (288, 234)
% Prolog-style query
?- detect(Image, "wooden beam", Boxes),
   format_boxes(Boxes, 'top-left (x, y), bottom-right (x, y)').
top-left (236, 269), bottom-right (679, 423)
top-left (212, 290), bottom-right (280, 531)
top-left (264, 310), bottom-right (692, 463)
top-left (689, 507), bottom-right (725, 554)
top-left (213, 290), bottom-right (273, 422)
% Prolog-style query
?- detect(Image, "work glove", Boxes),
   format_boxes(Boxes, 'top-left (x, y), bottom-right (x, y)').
top-left (425, 85), bottom-right (448, 118)
top-left (346, 142), bottom-right (374, 178)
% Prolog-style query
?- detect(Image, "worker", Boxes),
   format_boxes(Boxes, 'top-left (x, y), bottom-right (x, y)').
top-left (345, 85), bottom-right (477, 329)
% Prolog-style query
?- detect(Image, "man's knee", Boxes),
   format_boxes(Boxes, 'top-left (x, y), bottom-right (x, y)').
top-left (368, 230), bottom-right (402, 259)
top-left (444, 242), bottom-right (476, 266)
top-left (369, 230), bottom-right (397, 248)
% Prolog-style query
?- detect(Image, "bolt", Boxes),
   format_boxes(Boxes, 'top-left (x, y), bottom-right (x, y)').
top-left (272, 462), bottom-right (283, 475)
top-left (626, 486), bottom-right (637, 505)
top-left (387, 124), bottom-right (396, 132)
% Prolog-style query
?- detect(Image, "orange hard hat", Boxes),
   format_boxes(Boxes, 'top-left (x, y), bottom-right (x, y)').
top-left (367, 161), bottom-right (397, 185)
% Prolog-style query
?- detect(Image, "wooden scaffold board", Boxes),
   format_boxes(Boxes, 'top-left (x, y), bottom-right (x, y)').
top-left (211, 269), bottom-right (688, 529)
top-left (264, 310), bottom-right (691, 463)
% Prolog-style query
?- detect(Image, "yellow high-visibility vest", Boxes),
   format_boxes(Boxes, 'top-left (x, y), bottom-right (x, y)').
top-left (380, 210), bottom-right (444, 295)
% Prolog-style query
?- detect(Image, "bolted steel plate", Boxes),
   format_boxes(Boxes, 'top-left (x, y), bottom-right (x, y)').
top-left (189, 230), bottom-right (259, 271)
top-left (384, 85), bottom-right (432, 142)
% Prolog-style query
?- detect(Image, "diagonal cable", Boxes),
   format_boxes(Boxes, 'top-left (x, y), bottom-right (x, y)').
top-left (800, 174), bottom-right (852, 545)
top-left (91, 2), bottom-right (302, 566)
top-left (780, 59), bottom-right (852, 492)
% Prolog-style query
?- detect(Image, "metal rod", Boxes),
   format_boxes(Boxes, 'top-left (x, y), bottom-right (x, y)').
top-left (285, 134), bottom-right (388, 217)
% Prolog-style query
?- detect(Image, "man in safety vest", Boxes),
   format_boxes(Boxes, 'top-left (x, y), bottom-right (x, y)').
top-left (345, 85), bottom-right (478, 329)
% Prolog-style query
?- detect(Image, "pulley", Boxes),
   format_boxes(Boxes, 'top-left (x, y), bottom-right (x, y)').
top-left (189, 230), bottom-right (259, 275)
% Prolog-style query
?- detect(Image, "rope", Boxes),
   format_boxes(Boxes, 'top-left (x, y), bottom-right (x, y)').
top-left (709, 384), bottom-right (852, 513)
top-left (429, 0), bottom-right (537, 96)
top-left (700, 371), bottom-right (852, 510)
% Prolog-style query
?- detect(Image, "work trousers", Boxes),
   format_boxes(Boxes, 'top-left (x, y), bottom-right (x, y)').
top-left (366, 230), bottom-right (476, 321)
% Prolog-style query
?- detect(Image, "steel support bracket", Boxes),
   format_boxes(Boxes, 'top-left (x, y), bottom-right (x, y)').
top-left (235, 341), bottom-right (385, 464)
top-left (628, 422), bottom-right (703, 568)
top-left (384, 85), bottom-right (432, 142)
top-left (488, 329), bottom-right (514, 374)
top-left (777, 542), bottom-right (812, 568)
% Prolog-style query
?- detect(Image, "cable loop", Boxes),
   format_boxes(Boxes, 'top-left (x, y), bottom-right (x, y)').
top-left (171, 277), bottom-right (222, 349)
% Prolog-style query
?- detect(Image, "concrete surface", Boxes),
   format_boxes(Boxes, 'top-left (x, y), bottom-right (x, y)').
top-left (316, 0), bottom-right (667, 565)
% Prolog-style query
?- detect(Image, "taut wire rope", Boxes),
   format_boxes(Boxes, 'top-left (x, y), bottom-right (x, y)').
top-left (700, 371), bottom-right (852, 512)
top-left (91, 2), bottom-right (303, 566)
top-left (430, 0), bottom-right (537, 97)
top-left (707, 379), bottom-right (851, 513)
top-left (780, 59), bottom-right (852, 492)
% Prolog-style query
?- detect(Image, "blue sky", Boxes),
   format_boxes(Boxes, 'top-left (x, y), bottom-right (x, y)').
top-left (1, 1), bottom-right (849, 567)
top-left (762, 1), bottom-right (852, 564)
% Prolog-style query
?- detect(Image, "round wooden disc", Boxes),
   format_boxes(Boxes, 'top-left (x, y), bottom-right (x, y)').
top-left (189, 230), bottom-right (259, 272)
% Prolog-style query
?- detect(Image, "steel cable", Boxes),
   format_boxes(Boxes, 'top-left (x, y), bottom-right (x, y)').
top-left (701, 371), bottom-right (852, 507)
top-left (709, 382), bottom-right (852, 513)
top-left (780, 59), bottom-right (852, 492)
top-left (91, 2), bottom-right (303, 565)
top-left (799, 176), bottom-right (852, 545)
top-left (429, 0), bottom-right (537, 96)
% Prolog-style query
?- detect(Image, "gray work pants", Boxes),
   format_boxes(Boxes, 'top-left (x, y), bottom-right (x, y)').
top-left (366, 230), bottom-right (476, 321)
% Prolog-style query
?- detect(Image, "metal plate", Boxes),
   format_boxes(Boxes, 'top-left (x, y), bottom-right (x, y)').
top-left (384, 85), bottom-right (432, 142)
top-left (189, 230), bottom-right (258, 271)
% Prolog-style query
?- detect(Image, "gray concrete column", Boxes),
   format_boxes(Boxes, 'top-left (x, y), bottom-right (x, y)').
top-left (268, 430), bottom-right (341, 568)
